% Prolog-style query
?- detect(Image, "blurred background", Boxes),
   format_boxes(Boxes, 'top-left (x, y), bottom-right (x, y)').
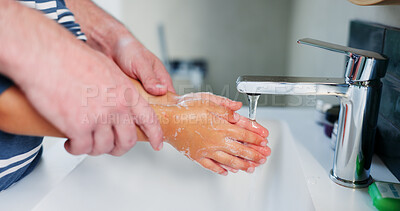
top-left (94, 0), bottom-right (400, 106)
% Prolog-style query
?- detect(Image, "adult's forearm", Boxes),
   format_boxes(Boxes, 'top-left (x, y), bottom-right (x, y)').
top-left (0, 0), bottom-right (91, 88)
top-left (64, 0), bottom-right (133, 58)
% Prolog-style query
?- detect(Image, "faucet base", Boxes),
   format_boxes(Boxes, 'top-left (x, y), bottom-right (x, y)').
top-left (329, 169), bottom-right (373, 189)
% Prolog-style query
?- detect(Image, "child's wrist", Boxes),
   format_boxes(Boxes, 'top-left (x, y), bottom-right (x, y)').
top-left (151, 104), bottom-right (182, 144)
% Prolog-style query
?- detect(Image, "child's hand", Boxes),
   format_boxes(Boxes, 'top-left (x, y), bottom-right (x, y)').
top-left (177, 92), bottom-right (269, 137)
top-left (177, 92), bottom-right (243, 113)
top-left (157, 99), bottom-right (270, 175)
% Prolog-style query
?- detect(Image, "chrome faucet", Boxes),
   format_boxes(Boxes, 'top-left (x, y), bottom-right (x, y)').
top-left (236, 38), bottom-right (387, 188)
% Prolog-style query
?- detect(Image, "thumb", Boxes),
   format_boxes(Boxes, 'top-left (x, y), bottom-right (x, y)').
top-left (137, 66), bottom-right (168, 96)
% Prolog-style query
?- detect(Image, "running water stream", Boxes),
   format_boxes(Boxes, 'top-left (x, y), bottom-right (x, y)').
top-left (247, 94), bottom-right (261, 120)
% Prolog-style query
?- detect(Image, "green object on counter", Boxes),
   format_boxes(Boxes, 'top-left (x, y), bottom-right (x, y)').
top-left (369, 181), bottom-right (400, 211)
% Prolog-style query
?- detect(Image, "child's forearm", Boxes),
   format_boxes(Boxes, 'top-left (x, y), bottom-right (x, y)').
top-left (0, 86), bottom-right (64, 137)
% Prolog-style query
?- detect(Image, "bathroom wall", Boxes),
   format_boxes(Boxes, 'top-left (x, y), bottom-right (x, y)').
top-left (286, 0), bottom-right (400, 78)
top-left (120, 0), bottom-right (291, 103)
top-left (283, 0), bottom-right (400, 106)
top-left (92, 0), bottom-right (122, 21)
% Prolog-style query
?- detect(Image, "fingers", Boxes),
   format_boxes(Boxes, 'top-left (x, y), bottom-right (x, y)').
top-left (227, 125), bottom-right (267, 146)
top-left (199, 93), bottom-right (242, 111)
top-left (234, 115), bottom-right (269, 138)
top-left (209, 151), bottom-right (254, 173)
top-left (131, 96), bottom-right (163, 151)
top-left (135, 62), bottom-right (168, 96)
top-left (64, 133), bottom-right (93, 155)
top-left (109, 123), bottom-right (138, 156)
top-left (180, 92), bottom-right (242, 111)
top-left (246, 143), bottom-right (271, 157)
top-left (220, 164), bottom-right (239, 173)
top-left (89, 124), bottom-right (115, 156)
top-left (198, 158), bottom-right (228, 176)
top-left (222, 141), bottom-right (266, 164)
top-left (207, 103), bottom-right (240, 124)
top-left (65, 123), bottom-right (139, 156)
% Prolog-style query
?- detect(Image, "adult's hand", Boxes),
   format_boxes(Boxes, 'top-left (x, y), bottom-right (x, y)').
top-left (65, 0), bottom-right (176, 96)
top-left (113, 37), bottom-right (175, 96)
top-left (0, 0), bottom-right (163, 156)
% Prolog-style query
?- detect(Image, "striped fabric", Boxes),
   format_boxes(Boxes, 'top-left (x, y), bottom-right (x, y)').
top-left (0, 131), bottom-right (43, 191)
top-left (0, 0), bottom-right (87, 191)
top-left (18, 0), bottom-right (87, 41)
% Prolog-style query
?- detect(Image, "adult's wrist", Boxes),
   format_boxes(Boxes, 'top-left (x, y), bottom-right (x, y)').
top-left (65, 0), bottom-right (138, 58)
top-left (87, 20), bottom-right (133, 57)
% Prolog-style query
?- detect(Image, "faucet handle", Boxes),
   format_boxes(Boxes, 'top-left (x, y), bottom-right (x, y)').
top-left (297, 38), bottom-right (386, 60)
top-left (298, 38), bottom-right (387, 82)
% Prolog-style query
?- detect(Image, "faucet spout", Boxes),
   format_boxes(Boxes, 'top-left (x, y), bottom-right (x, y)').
top-left (236, 38), bottom-right (387, 189)
top-left (236, 76), bottom-right (349, 97)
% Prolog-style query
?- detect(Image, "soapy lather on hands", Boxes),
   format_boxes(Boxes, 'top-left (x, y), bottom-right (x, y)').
top-left (132, 80), bottom-right (271, 175)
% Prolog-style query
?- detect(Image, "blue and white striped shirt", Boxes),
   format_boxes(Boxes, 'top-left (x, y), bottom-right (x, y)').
top-left (19, 0), bottom-right (87, 41)
top-left (0, 0), bottom-right (86, 191)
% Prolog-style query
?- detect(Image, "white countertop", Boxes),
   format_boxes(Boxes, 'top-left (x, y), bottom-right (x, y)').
top-left (0, 107), bottom-right (398, 211)
top-left (269, 108), bottom-right (399, 211)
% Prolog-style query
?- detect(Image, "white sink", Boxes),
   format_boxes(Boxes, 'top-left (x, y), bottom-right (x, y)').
top-left (1, 107), bottom-right (398, 211)
top-left (31, 118), bottom-right (314, 211)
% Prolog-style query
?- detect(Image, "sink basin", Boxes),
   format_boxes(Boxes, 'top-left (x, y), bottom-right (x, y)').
top-left (32, 118), bottom-right (314, 211)
top-left (1, 107), bottom-right (398, 211)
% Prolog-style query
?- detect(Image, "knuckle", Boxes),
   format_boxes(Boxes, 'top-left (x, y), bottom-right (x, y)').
top-left (118, 130), bottom-right (137, 150)
top-left (255, 151), bottom-right (264, 160)
top-left (256, 135), bottom-right (264, 144)
top-left (199, 159), bottom-right (211, 169)
top-left (227, 158), bottom-right (236, 167)
top-left (210, 165), bottom-right (219, 173)
top-left (142, 75), bottom-right (157, 83)
top-left (71, 145), bottom-right (90, 155)
top-left (90, 146), bottom-right (105, 156)
top-left (250, 134), bottom-right (260, 144)
top-left (119, 140), bottom-right (132, 150)
top-left (250, 152), bottom-right (262, 162)
top-left (78, 139), bottom-right (93, 154)
top-left (242, 132), bottom-right (249, 141)
top-left (241, 149), bottom-right (255, 160)
top-left (234, 159), bottom-right (248, 170)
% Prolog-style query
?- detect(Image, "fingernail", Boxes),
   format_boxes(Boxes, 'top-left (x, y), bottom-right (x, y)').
top-left (232, 169), bottom-right (239, 173)
top-left (259, 159), bottom-right (266, 164)
top-left (261, 141), bottom-right (267, 147)
top-left (247, 167), bottom-right (255, 173)
top-left (221, 171), bottom-right (228, 176)
top-left (157, 142), bottom-right (163, 151)
top-left (234, 113), bottom-right (240, 121)
top-left (156, 84), bottom-right (166, 89)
